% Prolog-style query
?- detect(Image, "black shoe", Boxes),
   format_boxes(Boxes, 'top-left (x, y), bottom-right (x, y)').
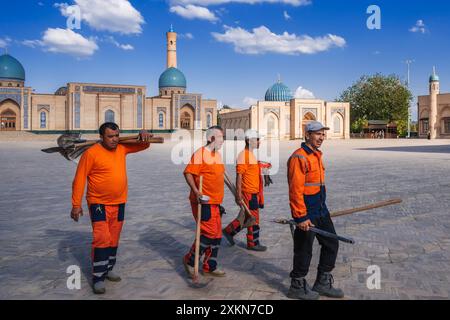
top-left (222, 230), bottom-right (235, 246)
top-left (287, 277), bottom-right (319, 300)
top-left (247, 244), bottom-right (267, 252)
top-left (312, 272), bottom-right (344, 298)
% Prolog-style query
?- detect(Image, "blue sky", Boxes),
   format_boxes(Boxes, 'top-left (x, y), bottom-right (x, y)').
top-left (1, 0), bottom-right (449, 120)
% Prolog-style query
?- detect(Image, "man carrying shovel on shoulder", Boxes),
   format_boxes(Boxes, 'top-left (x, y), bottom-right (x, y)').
top-left (71, 122), bottom-right (153, 294)
top-left (183, 126), bottom-right (227, 278)
top-left (223, 129), bottom-right (271, 251)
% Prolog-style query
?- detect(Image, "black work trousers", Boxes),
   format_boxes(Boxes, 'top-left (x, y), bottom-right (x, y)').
top-left (290, 214), bottom-right (339, 279)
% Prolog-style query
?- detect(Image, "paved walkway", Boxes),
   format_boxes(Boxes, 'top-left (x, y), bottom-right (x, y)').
top-left (1, 138), bottom-right (450, 299)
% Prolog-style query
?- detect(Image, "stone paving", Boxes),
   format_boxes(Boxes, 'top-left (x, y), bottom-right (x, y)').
top-left (1, 135), bottom-right (450, 300)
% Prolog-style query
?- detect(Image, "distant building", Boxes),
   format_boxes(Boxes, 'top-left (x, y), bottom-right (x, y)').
top-left (417, 68), bottom-right (450, 139)
top-left (219, 79), bottom-right (350, 140)
top-left (0, 27), bottom-right (217, 132)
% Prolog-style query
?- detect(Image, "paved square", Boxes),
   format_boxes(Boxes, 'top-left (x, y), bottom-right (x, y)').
top-left (1, 136), bottom-right (450, 300)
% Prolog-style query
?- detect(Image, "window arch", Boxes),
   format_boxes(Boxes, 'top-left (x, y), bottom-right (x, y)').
top-left (206, 113), bottom-right (212, 128)
top-left (333, 115), bottom-right (341, 133)
top-left (40, 111), bottom-right (47, 128)
top-left (105, 109), bottom-right (115, 123)
top-left (159, 112), bottom-right (165, 128)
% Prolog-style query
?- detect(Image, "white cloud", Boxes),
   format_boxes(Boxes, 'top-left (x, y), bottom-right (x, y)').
top-left (104, 36), bottom-right (134, 50)
top-left (179, 32), bottom-right (194, 39)
top-left (243, 96), bottom-right (259, 106)
top-left (56, 0), bottom-right (144, 34)
top-left (22, 39), bottom-right (42, 48)
top-left (283, 10), bottom-right (291, 20)
top-left (170, 5), bottom-right (219, 22)
top-left (294, 86), bottom-right (315, 99)
top-left (171, 0), bottom-right (311, 6)
top-left (30, 28), bottom-right (99, 57)
top-left (409, 20), bottom-right (427, 34)
top-left (0, 38), bottom-right (11, 48)
top-left (212, 25), bottom-right (346, 55)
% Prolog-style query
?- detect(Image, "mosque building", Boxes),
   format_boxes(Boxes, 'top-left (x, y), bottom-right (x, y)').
top-left (417, 68), bottom-right (450, 139)
top-left (0, 27), bottom-right (218, 132)
top-left (218, 78), bottom-right (350, 140)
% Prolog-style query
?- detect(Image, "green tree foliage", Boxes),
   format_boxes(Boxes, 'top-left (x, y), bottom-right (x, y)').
top-left (337, 74), bottom-right (412, 135)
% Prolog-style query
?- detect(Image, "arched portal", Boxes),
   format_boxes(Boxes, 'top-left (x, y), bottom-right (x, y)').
top-left (301, 112), bottom-right (316, 137)
top-left (0, 99), bottom-right (21, 131)
top-left (180, 105), bottom-right (194, 130)
top-left (0, 109), bottom-right (17, 131)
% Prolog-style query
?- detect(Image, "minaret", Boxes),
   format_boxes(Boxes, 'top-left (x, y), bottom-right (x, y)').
top-left (429, 66), bottom-right (440, 139)
top-left (166, 25), bottom-right (177, 68)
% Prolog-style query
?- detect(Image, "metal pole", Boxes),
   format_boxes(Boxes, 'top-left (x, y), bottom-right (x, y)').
top-left (404, 59), bottom-right (414, 138)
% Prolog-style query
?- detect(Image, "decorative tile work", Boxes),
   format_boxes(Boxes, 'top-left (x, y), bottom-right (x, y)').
top-left (83, 86), bottom-right (136, 94)
top-left (74, 93), bottom-right (80, 129)
top-left (0, 94), bottom-right (21, 105)
top-left (23, 94), bottom-right (29, 129)
top-left (137, 95), bottom-right (143, 128)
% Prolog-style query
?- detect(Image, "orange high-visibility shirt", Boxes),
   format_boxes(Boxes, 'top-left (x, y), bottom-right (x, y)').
top-left (72, 142), bottom-right (150, 207)
top-left (184, 147), bottom-right (225, 204)
top-left (287, 144), bottom-right (326, 223)
top-left (236, 148), bottom-right (260, 194)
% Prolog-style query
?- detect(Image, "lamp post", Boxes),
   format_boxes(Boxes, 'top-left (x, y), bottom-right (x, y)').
top-left (404, 59), bottom-right (414, 138)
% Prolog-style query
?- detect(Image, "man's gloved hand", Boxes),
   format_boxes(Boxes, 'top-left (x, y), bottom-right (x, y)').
top-left (264, 174), bottom-right (273, 187)
top-left (219, 205), bottom-right (227, 216)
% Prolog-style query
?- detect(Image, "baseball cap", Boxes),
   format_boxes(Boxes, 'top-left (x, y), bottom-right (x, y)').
top-left (244, 129), bottom-right (261, 139)
top-left (306, 121), bottom-right (330, 132)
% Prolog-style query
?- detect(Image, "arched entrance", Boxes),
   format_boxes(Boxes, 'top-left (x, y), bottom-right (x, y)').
top-left (180, 105), bottom-right (195, 130)
top-left (301, 112), bottom-right (316, 137)
top-left (1, 109), bottom-right (17, 131)
top-left (265, 112), bottom-right (279, 139)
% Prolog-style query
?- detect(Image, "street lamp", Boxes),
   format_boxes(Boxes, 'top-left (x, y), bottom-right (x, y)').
top-left (403, 59), bottom-right (414, 138)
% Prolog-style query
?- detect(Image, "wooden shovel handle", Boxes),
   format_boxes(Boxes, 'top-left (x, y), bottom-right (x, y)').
top-left (193, 176), bottom-right (203, 283)
top-left (224, 171), bottom-right (254, 222)
top-left (73, 135), bottom-right (164, 148)
top-left (330, 198), bottom-right (402, 218)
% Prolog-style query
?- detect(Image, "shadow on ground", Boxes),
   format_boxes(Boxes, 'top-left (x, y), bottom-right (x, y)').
top-left (139, 220), bottom-right (290, 296)
top-left (45, 229), bottom-right (92, 286)
top-left (356, 145), bottom-right (450, 154)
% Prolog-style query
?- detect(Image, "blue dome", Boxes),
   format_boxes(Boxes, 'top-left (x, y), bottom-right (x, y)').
top-left (0, 54), bottom-right (25, 81)
top-left (429, 74), bottom-right (439, 82)
top-left (265, 81), bottom-right (292, 101)
top-left (158, 67), bottom-right (186, 88)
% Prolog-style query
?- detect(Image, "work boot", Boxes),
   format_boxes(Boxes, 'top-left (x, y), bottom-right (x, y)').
top-left (105, 271), bottom-right (121, 282)
top-left (312, 272), bottom-right (344, 298)
top-left (183, 257), bottom-right (194, 279)
top-left (93, 281), bottom-right (106, 294)
top-left (222, 230), bottom-right (235, 246)
top-left (202, 268), bottom-right (226, 277)
top-left (247, 244), bottom-right (267, 252)
top-left (287, 277), bottom-right (319, 300)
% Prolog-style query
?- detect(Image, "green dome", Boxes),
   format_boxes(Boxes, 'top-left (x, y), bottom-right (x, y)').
top-left (0, 54), bottom-right (25, 81)
top-left (158, 67), bottom-right (186, 88)
top-left (265, 80), bottom-right (292, 101)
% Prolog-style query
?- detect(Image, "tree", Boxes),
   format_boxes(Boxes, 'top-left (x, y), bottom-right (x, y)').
top-left (337, 74), bottom-right (412, 135)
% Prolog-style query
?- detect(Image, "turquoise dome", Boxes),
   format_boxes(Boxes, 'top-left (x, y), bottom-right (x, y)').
top-left (158, 67), bottom-right (186, 88)
top-left (0, 54), bottom-right (25, 81)
top-left (265, 81), bottom-right (292, 101)
top-left (429, 74), bottom-right (439, 82)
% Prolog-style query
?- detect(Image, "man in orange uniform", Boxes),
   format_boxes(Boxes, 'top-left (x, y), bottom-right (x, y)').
top-left (71, 122), bottom-right (152, 294)
top-left (287, 121), bottom-right (344, 300)
top-left (183, 126), bottom-right (226, 278)
top-left (223, 129), bottom-right (270, 251)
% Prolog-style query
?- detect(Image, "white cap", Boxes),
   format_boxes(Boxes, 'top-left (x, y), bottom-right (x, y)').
top-left (244, 129), bottom-right (261, 139)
